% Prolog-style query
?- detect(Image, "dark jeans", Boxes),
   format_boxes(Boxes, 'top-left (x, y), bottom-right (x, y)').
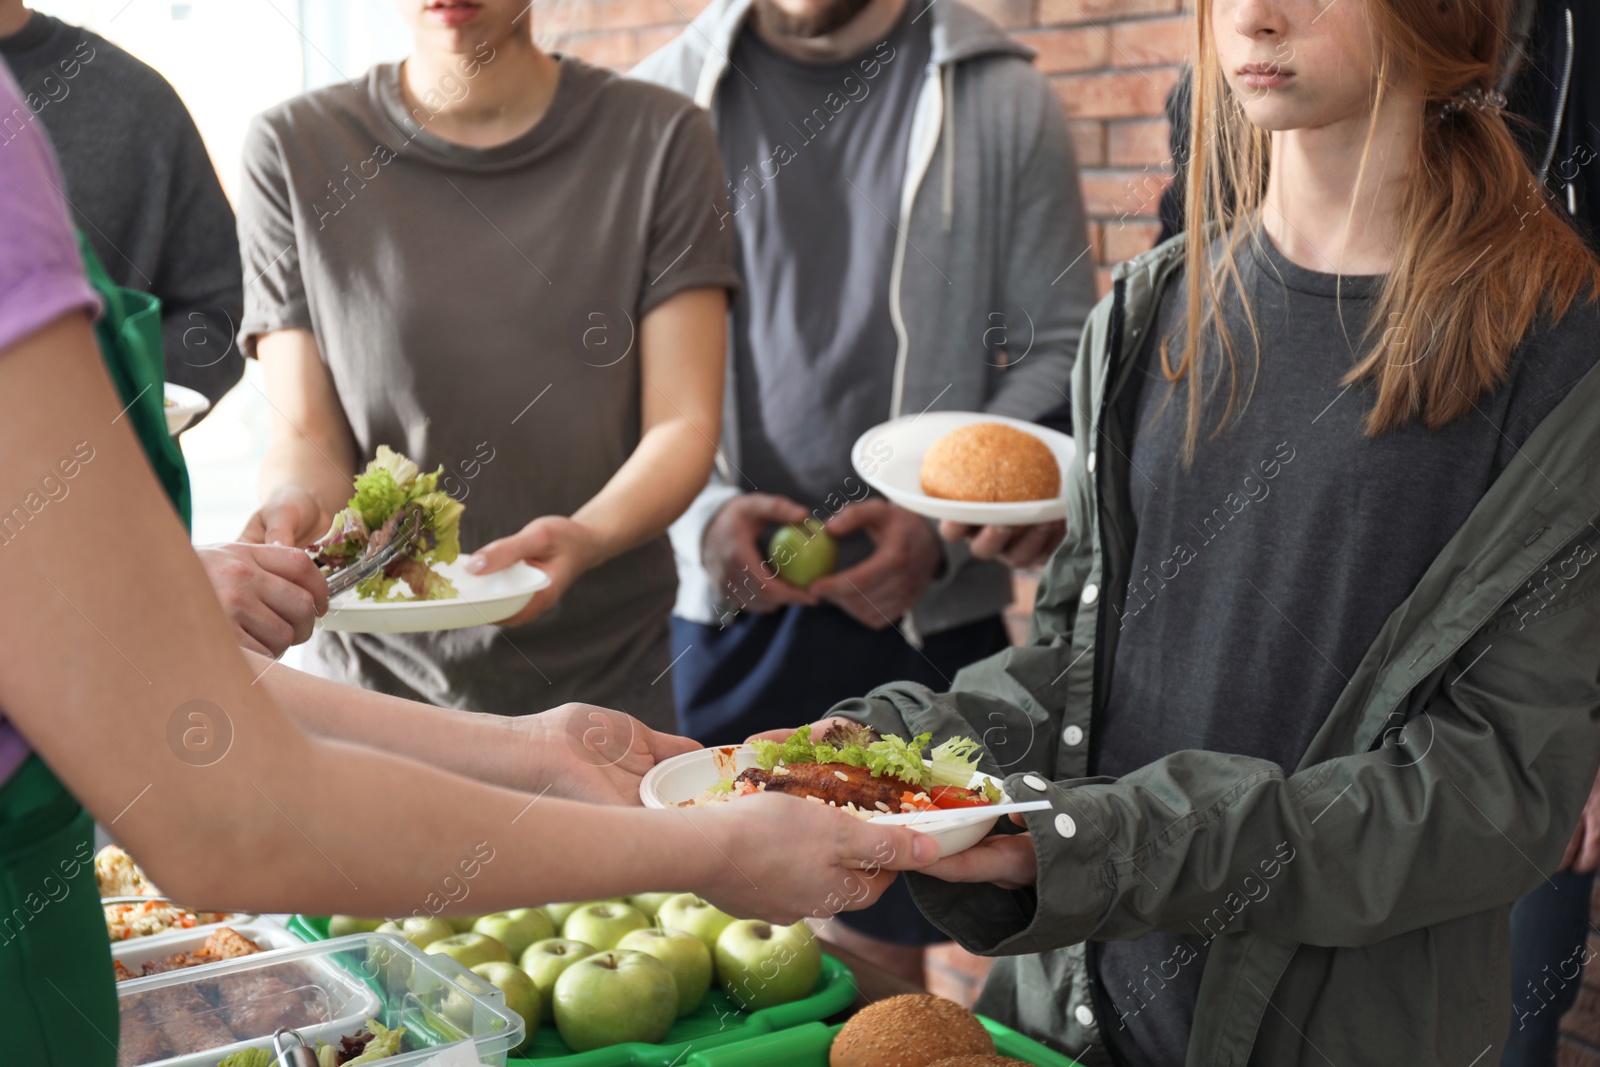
top-left (671, 604), bottom-right (1011, 943)
top-left (1503, 870), bottom-right (1597, 1067)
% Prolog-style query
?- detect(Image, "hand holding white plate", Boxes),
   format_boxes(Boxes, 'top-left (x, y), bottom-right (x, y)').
top-left (317, 558), bottom-right (549, 634)
top-left (639, 745), bottom-right (1012, 858)
top-left (852, 411), bottom-right (1075, 527)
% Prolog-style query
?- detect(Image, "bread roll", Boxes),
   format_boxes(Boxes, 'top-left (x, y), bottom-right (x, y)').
top-left (920, 423), bottom-right (1059, 503)
top-left (928, 1057), bottom-right (1033, 1067)
top-left (829, 994), bottom-right (996, 1067)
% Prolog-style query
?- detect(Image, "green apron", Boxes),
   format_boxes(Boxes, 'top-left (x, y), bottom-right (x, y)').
top-left (0, 237), bottom-right (192, 1065)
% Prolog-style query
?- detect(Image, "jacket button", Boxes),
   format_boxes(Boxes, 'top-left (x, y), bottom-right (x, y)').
top-left (1081, 584), bottom-right (1099, 605)
top-left (1062, 725), bottom-right (1084, 746)
top-left (1074, 1004), bottom-right (1095, 1027)
top-left (1086, 452), bottom-right (1097, 474)
top-left (1055, 813), bottom-right (1077, 838)
top-left (1023, 774), bottom-right (1049, 791)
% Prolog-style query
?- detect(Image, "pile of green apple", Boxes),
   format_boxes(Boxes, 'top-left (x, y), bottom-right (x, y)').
top-left (327, 893), bottom-right (821, 1054)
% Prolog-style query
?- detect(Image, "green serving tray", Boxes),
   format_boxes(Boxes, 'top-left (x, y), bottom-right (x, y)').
top-left (677, 1018), bottom-right (1084, 1067)
top-left (289, 915), bottom-right (859, 1066)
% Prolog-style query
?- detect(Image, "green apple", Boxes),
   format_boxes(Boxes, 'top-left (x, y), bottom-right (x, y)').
top-left (520, 938), bottom-right (597, 1017)
top-left (656, 894), bottom-right (735, 954)
top-left (553, 950), bottom-right (677, 1052)
top-left (426, 931), bottom-right (513, 971)
top-left (627, 893), bottom-right (677, 920)
top-left (377, 916), bottom-right (454, 950)
top-left (769, 519), bottom-right (837, 587)
top-left (714, 920), bottom-right (821, 1011)
top-left (617, 928), bottom-right (712, 1017)
top-left (473, 909), bottom-right (554, 959)
top-left (539, 900), bottom-right (621, 932)
top-left (327, 915), bottom-right (384, 938)
top-left (444, 914), bottom-right (484, 934)
top-left (472, 961), bottom-right (540, 1053)
top-left (562, 902), bottom-right (649, 951)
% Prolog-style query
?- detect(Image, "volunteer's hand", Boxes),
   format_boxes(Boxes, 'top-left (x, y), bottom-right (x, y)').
top-left (693, 792), bottom-right (939, 923)
top-left (812, 501), bottom-right (941, 628)
top-left (920, 816), bottom-right (1038, 890)
top-left (938, 520), bottom-right (1065, 569)
top-left (240, 485), bottom-right (331, 548)
top-left (521, 704), bottom-right (701, 806)
top-left (468, 515), bottom-right (601, 627)
top-left (1560, 767), bottom-right (1600, 872)
top-left (703, 493), bottom-right (819, 614)
top-left (198, 542), bottom-right (330, 657)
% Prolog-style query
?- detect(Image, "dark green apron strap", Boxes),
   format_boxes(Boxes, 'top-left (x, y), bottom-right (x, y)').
top-left (77, 233), bottom-right (192, 529)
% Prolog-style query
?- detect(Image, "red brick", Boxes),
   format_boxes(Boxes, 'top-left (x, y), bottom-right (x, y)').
top-left (1095, 265), bottom-right (1115, 298)
top-left (1559, 1043), bottom-right (1600, 1067)
top-left (1087, 220), bottom-right (1105, 262)
top-left (1038, 0), bottom-right (1178, 28)
top-left (1107, 117), bottom-right (1175, 167)
top-left (1102, 218), bottom-right (1163, 261)
top-left (1053, 67), bottom-right (1181, 120)
top-left (1583, 936), bottom-right (1600, 990)
top-left (1080, 166), bottom-right (1172, 218)
top-left (1018, 26), bottom-right (1110, 74)
top-left (1110, 14), bottom-right (1194, 67)
top-left (961, 0), bottom-right (1037, 30)
top-left (1068, 119), bottom-right (1107, 167)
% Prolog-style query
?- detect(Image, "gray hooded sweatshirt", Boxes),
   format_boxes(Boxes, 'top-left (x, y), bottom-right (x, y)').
top-left (632, 0), bottom-right (1096, 637)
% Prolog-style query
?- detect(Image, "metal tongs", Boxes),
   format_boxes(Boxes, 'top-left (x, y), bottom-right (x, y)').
top-left (324, 502), bottom-right (426, 598)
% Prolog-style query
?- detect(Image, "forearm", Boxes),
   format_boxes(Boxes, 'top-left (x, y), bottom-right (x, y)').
top-left (256, 654), bottom-right (537, 791)
top-left (257, 432), bottom-right (355, 518)
top-left (574, 416), bottom-right (717, 565)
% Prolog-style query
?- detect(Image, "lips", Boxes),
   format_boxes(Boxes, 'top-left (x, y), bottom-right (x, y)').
top-left (425, 0), bottom-right (483, 27)
top-left (1237, 62), bottom-right (1294, 91)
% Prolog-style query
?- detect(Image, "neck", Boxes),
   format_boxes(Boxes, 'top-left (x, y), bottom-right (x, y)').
top-left (1261, 90), bottom-right (1421, 276)
top-left (753, 0), bottom-right (909, 63)
top-left (0, 3), bottom-right (32, 38)
top-left (400, 30), bottom-right (558, 148)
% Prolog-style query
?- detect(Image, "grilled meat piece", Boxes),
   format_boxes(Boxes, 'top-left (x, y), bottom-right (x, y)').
top-left (141, 951), bottom-right (206, 976)
top-left (116, 1001), bottom-right (170, 1067)
top-left (143, 983), bottom-right (236, 1056)
top-left (735, 762), bottom-right (917, 812)
top-left (202, 927), bottom-right (264, 961)
top-left (214, 971), bottom-right (325, 1036)
top-left (114, 959), bottom-right (140, 983)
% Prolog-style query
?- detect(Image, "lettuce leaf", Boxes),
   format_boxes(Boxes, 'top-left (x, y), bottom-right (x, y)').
top-left (350, 467), bottom-right (406, 529)
top-left (862, 733), bottom-right (931, 786)
top-left (928, 735), bottom-right (983, 789)
top-left (409, 490), bottom-right (463, 565)
top-left (979, 776), bottom-right (1003, 804)
top-left (749, 726), bottom-right (937, 787)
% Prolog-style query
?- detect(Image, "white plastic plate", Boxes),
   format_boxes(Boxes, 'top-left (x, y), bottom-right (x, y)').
top-left (640, 745), bottom-right (1010, 858)
top-left (163, 383), bottom-right (210, 435)
top-left (317, 559), bottom-right (549, 634)
top-left (852, 411), bottom-right (1075, 526)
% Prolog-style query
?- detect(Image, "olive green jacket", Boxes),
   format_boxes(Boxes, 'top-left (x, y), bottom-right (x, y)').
top-left (833, 234), bottom-right (1600, 1065)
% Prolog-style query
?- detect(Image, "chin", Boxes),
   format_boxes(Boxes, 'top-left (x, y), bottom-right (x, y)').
top-left (1234, 98), bottom-right (1319, 133)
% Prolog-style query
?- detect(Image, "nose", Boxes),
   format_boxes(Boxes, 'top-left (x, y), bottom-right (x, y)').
top-left (1231, 0), bottom-right (1288, 41)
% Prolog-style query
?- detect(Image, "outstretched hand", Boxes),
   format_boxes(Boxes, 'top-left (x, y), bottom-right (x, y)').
top-left (521, 703), bottom-right (700, 806)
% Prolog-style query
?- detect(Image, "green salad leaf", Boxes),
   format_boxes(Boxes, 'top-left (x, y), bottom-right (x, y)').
top-left (929, 735), bottom-right (984, 789)
top-left (750, 726), bottom-right (949, 788)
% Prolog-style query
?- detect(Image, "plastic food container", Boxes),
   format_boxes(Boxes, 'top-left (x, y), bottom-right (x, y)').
top-left (106, 907), bottom-right (259, 947)
top-left (288, 916), bottom-right (857, 1067)
top-left (113, 919), bottom-right (301, 978)
top-left (675, 1018), bottom-right (1085, 1066)
top-left (116, 932), bottom-right (525, 1067)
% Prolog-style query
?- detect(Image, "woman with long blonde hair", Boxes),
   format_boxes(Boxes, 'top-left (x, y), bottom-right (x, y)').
top-left (778, 0), bottom-right (1600, 1061)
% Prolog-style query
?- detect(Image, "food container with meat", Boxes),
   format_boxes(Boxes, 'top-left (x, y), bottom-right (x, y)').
top-left (639, 724), bottom-right (1012, 857)
top-left (112, 921), bottom-right (302, 983)
top-left (115, 932), bottom-right (526, 1067)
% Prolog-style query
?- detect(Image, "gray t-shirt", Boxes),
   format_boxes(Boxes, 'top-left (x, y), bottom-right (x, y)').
top-left (714, 7), bottom-right (931, 513)
top-left (239, 56), bottom-right (738, 727)
top-left (1093, 232), bottom-right (1600, 1067)
top-left (1, 13), bottom-right (244, 406)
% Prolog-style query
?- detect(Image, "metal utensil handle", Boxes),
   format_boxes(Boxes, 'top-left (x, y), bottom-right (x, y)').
top-left (325, 505), bottom-right (424, 597)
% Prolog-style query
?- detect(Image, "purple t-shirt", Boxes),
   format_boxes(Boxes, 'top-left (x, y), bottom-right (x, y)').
top-left (0, 65), bottom-right (101, 785)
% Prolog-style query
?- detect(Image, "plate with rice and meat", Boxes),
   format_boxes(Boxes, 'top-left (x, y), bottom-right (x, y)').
top-left (639, 724), bottom-right (1011, 857)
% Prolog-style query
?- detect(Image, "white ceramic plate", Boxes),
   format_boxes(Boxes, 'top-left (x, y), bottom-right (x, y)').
top-left (163, 383), bottom-right (210, 435)
top-left (316, 559), bottom-right (549, 634)
top-left (851, 411), bottom-right (1076, 526)
top-left (639, 745), bottom-right (1010, 858)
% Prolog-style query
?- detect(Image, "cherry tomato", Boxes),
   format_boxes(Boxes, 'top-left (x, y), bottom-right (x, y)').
top-left (929, 786), bottom-right (990, 809)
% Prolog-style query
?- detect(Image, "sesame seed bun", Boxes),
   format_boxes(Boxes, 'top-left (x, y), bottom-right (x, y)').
top-left (927, 1058), bottom-right (1033, 1067)
top-left (829, 994), bottom-right (996, 1067)
top-left (920, 423), bottom-right (1060, 503)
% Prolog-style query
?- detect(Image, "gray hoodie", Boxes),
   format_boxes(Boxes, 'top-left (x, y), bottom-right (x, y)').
top-left (633, 0), bottom-right (1096, 637)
